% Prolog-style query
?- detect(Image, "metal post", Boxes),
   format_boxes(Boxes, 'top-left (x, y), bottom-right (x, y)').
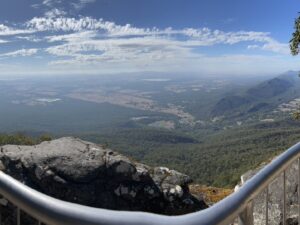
top-left (298, 158), bottom-right (300, 225)
top-left (283, 170), bottom-right (286, 225)
top-left (17, 207), bottom-right (20, 225)
top-left (238, 201), bottom-right (254, 225)
top-left (266, 187), bottom-right (269, 225)
top-left (230, 218), bottom-right (237, 225)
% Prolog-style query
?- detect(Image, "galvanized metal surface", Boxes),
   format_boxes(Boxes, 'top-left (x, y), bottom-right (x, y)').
top-left (298, 158), bottom-right (300, 225)
top-left (283, 171), bottom-right (286, 225)
top-left (0, 142), bottom-right (300, 225)
top-left (265, 187), bottom-right (269, 225)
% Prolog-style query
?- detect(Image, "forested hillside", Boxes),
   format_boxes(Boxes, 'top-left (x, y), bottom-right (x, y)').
top-left (79, 118), bottom-right (300, 188)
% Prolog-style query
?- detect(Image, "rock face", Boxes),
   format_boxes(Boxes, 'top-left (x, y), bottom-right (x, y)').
top-left (237, 160), bottom-right (300, 225)
top-left (0, 137), bottom-right (207, 216)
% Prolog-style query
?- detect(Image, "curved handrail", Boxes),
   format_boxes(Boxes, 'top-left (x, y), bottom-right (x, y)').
top-left (0, 142), bottom-right (300, 225)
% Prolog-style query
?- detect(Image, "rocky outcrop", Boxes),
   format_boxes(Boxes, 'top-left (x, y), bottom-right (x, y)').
top-left (237, 160), bottom-right (299, 225)
top-left (0, 137), bottom-right (207, 217)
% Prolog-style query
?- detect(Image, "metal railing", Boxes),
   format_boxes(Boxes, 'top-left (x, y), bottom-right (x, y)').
top-left (1, 142), bottom-right (300, 225)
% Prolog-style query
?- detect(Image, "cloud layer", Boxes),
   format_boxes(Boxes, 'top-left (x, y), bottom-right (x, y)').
top-left (0, 13), bottom-right (296, 75)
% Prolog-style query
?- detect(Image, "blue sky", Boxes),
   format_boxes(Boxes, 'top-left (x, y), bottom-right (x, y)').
top-left (0, 0), bottom-right (299, 76)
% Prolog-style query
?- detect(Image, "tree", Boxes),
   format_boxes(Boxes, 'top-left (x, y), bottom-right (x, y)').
top-left (290, 15), bottom-right (300, 119)
top-left (290, 15), bottom-right (300, 55)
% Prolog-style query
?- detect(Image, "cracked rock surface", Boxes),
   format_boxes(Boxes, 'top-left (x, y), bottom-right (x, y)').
top-left (0, 137), bottom-right (207, 216)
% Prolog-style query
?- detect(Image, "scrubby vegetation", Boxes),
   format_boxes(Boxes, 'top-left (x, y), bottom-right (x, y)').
top-left (0, 133), bottom-right (52, 146)
top-left (189, 184), bottom-right (233, 205)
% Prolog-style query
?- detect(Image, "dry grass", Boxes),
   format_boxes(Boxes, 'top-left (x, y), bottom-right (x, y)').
top-left (189, 184), bottom-right (233, 205)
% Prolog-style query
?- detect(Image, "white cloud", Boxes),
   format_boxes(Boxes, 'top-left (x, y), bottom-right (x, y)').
top-left (17, 35), bottom-right (42, 42)
top-left (27, 17), bottom-right (99, 32)
top-left (0, 48), bottom-right (39, 57)
top-left (38, 19), bottom-right (288, 67)
top-left (247, 45), bottom-right (260, 49)
top-left (0, 39), bottom-right (9, 43)
top-left (71, 0), bottom-right (96, 10)
top-left (32, 0), bottom-right (95, 15)
top-left (247, 41), bottom-right (289, 55)
top-left (45, 8), bottom-right (67, 18)
top-left (261, 41), bottom-right (289, 54)
top-left (46, 30), bottom-right (97, 42)
top-left (0, 24), bottom-right (34, 36)
top-left (26, 17), bottom-right (146, 34)
top-left (42, 0), bottom-right (58, 7)
top-left (26, 17), bottom-right (287, 53)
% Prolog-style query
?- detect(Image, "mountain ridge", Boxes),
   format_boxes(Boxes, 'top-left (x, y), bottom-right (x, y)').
top-left (210, 71), bottom-right (300, 118)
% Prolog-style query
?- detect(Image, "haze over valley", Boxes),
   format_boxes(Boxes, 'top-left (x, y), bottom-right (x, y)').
top-left (1, 71), bottom-right (300, 187)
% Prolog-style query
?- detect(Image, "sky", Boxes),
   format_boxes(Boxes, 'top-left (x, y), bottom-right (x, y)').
top-left (0, 0), bottom-right (300, 76)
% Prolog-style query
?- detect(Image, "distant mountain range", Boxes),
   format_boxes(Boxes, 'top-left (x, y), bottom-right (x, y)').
top-left (211, 71), bottom-right (300, 118)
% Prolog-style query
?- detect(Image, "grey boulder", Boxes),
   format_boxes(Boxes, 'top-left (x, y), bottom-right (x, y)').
top-left (0, 137), bottom-right (207, 216)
